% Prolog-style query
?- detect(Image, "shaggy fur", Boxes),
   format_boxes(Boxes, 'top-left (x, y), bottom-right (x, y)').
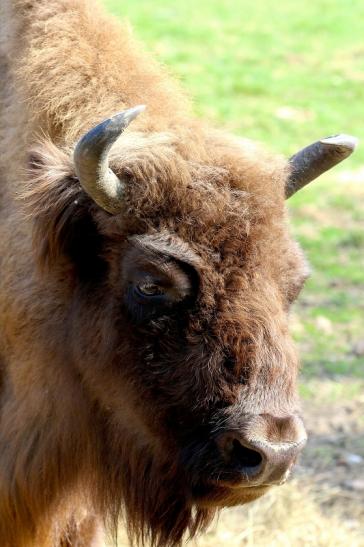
top-left (0, 1), bottom-right (309, 546)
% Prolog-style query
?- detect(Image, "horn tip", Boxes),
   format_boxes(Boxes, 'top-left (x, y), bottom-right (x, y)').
top-left (127, 104), bottom-right (147, 118)
top-left (106, 105), bottom-right (146, 133)
top-left (320, 134), bottom-right (359, 151)
top-left (112, 104), bottom-right (146, 125)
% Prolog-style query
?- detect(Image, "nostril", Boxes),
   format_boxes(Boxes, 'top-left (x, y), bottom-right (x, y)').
top-left (218, 434), bottom-right (264, 477)
top-left (231, 439), bottom-right (263, 470)
top-left (215, 416), bottom-right (306, 486)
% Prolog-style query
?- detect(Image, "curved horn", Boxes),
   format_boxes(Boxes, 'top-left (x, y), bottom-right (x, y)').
top-left (286, 134), bottom-right (358, 198)
top-left (74, 105), bottom-right (146, 214)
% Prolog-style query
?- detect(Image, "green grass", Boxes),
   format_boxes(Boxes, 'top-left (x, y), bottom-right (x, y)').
top-left (299, 378), bottom-right (364, 401)
top-left (290, 178), bottom-right (364, 378)
top-left (102, 0), bottom-right (364, 381)
top-left (104, 0), bottom-right (364, 164)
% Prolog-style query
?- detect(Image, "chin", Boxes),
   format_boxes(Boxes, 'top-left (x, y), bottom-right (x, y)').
top-left (192, 482), bottom-right (271, 508)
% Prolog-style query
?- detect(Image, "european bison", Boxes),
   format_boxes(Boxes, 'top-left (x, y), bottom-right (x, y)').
top-left (0, 0), bottom-right (357, 546)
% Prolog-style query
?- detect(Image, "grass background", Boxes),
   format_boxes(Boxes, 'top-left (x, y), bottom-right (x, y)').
top-left (102, 0), bottom-right (364, 544)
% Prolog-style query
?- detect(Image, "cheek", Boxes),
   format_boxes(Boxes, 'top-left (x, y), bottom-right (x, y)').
top-left (79, 346), bottom-right (167, 444)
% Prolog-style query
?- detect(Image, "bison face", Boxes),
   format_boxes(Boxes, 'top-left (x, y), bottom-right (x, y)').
top-left (61, 165), bottom-right (309, 523)
top-left (100, 230), bottom-right (308, 507)
top-left (25, 111), bottom-right (355, 545)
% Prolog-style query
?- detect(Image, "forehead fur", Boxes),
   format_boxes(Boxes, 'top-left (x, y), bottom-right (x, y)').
top-left (98, 126), bottom-right (289, 238)
top-left (107, 126), bottom-right (289, 200)
top-left (98, 127), bottom-right (290, 261)
top-left (25, 127), bottom-right (292, 275)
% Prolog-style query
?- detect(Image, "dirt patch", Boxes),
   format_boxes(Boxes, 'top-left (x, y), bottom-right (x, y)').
top-left (296, 385), bottom-right (364, 527)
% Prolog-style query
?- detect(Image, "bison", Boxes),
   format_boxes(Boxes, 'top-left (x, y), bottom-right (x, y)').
top-left (0, 0), bottom-right (357, 546)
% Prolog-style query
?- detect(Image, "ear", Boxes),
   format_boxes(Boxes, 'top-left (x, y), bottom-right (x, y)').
top-left (22, 140), bottom-right (106, 281)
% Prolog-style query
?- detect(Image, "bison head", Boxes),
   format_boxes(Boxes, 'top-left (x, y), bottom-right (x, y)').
top-left (25, 107), bottom-right (356, 546)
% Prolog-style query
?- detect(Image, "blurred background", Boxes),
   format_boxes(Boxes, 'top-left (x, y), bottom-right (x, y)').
top-left (103, 1), bottom-right (364, 545)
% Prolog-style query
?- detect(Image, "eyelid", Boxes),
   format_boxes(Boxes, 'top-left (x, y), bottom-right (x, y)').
top-left (139, 261), bottom-right (194, 294)
top-left (130, 234), bottom-right (202, 270)
top-left (136, 272), bottom-right (168, 287)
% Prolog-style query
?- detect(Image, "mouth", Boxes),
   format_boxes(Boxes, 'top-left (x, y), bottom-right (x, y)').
top-left (191, 480), bottom-right (272, 508)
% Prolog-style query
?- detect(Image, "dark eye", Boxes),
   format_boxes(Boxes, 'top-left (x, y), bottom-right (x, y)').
top-left (135, 282), bottom-right (164, 297)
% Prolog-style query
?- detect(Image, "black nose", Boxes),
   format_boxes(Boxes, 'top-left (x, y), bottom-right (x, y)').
top-left (215, 414), bottom-right (307, 486)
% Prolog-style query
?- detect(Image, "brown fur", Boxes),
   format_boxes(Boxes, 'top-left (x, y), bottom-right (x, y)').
top-left (0, 1), bottom-right (309, 546)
